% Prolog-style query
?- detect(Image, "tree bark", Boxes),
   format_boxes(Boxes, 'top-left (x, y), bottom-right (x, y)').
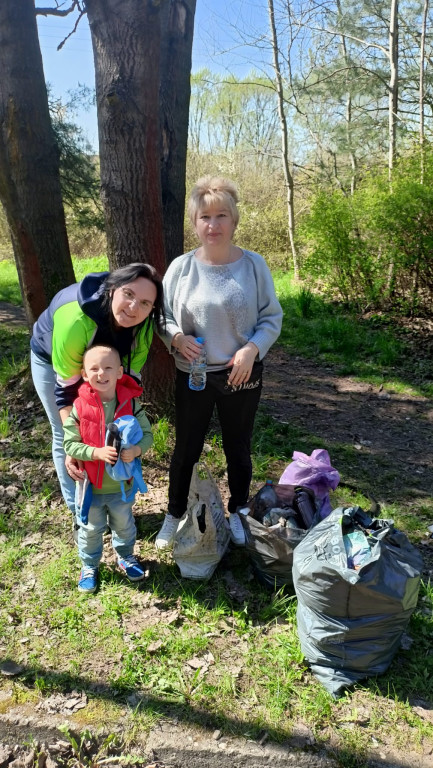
top-left (85, 0), bottom-right (166, 277)
top-left (0, 0), bottom-right (74, 325)
top-left (86, 0), bottom-right (197, 411)
top-left (159, 0), bottom-right (197, 266)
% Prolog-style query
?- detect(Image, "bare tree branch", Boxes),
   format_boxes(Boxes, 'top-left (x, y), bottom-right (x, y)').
top-left (57, 8), bottom-right (86, 50)
top-left (301, 23), bottom-right (389, 57)
top-left (35, 1), bottom-right (82, 17)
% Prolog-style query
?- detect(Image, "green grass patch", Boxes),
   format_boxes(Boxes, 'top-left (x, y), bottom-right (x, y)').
top-left (0, 254), bottom-right (109, 306)
top-left (0, 325), bottom-right (29, 387)
top-left (0, 258), bottom-right (22, 304)
top-left (73, 254), bottom-right (109, 280)
top-left (274, 272), bottom-right (431, 397)
top-left (151, 416), bottom-right (173, 460)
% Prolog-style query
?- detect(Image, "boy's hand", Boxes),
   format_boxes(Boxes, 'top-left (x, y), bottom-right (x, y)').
top-left (120, 445), bottom-right (141, 463)
top-left (93, 446), bottom-right (119, 464)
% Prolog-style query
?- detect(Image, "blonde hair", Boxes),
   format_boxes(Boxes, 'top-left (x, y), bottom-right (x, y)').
top-left (82, 344), bottom-right (121, 369)
top-left (187, 176), bottom-right (240, 227)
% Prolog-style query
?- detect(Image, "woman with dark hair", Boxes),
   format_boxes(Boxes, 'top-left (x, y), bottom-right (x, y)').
top-left (30, 262), bottom-right (164, 514)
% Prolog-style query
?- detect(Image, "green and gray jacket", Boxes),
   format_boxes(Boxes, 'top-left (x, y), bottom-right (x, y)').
top-left (30, 272), bottom-right (153, 408)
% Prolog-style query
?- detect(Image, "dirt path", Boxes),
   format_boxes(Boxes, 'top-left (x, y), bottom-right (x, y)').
top-left (262, 346), bottom-right (433, 503)
top-left (0, 301), bottom-right (28, 327)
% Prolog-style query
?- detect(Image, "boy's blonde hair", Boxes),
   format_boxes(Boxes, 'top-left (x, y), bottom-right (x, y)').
top-left (187, 176), bottom-right (240, 227)
top-left (82, 345), bottom-right (121, 370)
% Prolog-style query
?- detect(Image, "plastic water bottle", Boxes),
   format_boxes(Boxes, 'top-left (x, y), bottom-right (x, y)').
top-left (189, 337), bottom-right (207, 391)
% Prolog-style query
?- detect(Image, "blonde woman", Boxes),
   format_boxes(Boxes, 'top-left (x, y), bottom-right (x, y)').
top-left (157, 177), bottom-right (283, 549)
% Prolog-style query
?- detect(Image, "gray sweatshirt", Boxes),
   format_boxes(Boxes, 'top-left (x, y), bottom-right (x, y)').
top-left (160, 249), bottom-right (283, 373)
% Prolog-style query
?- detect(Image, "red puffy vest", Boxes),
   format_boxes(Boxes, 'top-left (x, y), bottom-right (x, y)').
top-left (74, 374), bottom-right (143, 489)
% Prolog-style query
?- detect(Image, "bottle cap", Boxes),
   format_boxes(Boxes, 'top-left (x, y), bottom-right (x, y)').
top-left (196, 337), bottom-right (205, 344)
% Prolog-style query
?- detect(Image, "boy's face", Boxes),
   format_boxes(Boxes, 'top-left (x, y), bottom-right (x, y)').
top-left (82, 347), bottom-right (123, 400)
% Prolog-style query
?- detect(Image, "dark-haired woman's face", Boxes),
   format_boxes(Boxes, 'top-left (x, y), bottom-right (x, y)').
top-left (111, 277), bottom-right (157, 328)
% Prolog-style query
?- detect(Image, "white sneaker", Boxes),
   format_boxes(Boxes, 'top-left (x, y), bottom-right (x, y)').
top-left (155, 514), bottom-right (180, 550)
top-left (229, 512), bottom-right (245, 546)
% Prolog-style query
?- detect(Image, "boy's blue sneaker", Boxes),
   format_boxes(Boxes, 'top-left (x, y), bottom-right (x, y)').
top-left (78, 566), bottom-right (98, 593)
top-left (118, 555), bottom-right (145, 582)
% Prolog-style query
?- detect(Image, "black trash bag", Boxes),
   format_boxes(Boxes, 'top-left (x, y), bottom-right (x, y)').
top-left (240, 483), bottom-right (316, 591)
top-left (292, 505), bottom-right (423, 696)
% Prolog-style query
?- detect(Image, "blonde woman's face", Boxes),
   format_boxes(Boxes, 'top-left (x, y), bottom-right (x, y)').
top-left (195, 204), bottom-right (236, 247)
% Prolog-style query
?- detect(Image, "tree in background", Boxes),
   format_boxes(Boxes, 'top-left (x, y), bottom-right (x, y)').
top-left (51, 95), bottom-right (102, 227)
top-left (0, 0), bottom-right (196, 408)
top-left (84, 0), bottom-right (196, 408)
top-left (160, 0), bottom-right (197, 267)
top-left (0, 90), bottom-right (105, 261)
top-left (185, 1), bottom-right (433, 313)
top-left (0, 0), bottom-right (75, 325)
top-left (85, 0), bottom-right (166, 274)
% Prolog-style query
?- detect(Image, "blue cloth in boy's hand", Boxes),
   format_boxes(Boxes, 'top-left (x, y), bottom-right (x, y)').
top-left (104, 415), bottom-right (147, 501)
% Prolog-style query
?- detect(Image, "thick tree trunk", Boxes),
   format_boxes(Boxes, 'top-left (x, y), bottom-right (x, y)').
top-left (159, 0), bottom-right (197, 266)
top-left (86, 0), bottom-right (189, 411)
top-left (85, 0), bottom-right (166, 277)
top-left (0, 0), bottom-right (74, 325)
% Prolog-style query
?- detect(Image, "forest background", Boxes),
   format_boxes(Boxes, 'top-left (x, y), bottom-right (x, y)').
top-left (1, 0), bottom-right (433, 320)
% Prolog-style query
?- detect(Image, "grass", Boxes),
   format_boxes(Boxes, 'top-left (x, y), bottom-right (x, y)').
top-left (0, 257), bottom-right (22, 304)
top-left (274, 271), bottom-right (432, 397)
top-left (0, 254), bottom-right (109, 306)
top-left (0, 257), bottom-right (432, 765)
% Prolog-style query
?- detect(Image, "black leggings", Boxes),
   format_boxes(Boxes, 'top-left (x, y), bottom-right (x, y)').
top-left (168, 367), bottom-right (263, 518)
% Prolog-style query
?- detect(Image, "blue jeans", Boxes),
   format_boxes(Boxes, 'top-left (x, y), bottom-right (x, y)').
top-left (30, 350), bottom-right (76, 512)
top-left (78, 492), bottom-right (137, 568)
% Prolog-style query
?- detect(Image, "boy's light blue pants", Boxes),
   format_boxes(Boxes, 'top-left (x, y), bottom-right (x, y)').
top-left (77, 492), bottom-right (137, 568)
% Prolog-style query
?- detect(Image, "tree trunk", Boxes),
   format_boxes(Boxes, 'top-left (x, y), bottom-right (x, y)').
top-left (159, 0), bottom-right (197, 266)
top-left (86, 0), bottom-right (197, 411)
top-left (267, 0), bottom-right (299, 279)
top-left (0, 0), bottom-right (74, 325)
top-left (336, 0), bottom-right (357, 195)
top-left (85, 0), bottom-right (166, 276)
top-left (388, 0), bottom-right (399, 185)
top-left (419, 0), bottom-right (428, 184)
top-left (385, 0), bottom-right (399, 298)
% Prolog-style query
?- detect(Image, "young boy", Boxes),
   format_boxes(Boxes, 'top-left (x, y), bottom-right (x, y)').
top-left (63, 344), bottom-right (153, 593)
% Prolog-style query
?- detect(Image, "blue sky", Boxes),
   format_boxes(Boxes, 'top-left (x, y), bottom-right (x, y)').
top-left (37, 0), bottom-right (269, 151)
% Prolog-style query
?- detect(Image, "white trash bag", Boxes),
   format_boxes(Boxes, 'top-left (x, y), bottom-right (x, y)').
top-left (173, 464), bottom-right (230, 580)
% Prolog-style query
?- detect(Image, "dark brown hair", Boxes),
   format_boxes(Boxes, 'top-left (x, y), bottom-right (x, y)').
top-left (102, 262), bottom-right (165, 337)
